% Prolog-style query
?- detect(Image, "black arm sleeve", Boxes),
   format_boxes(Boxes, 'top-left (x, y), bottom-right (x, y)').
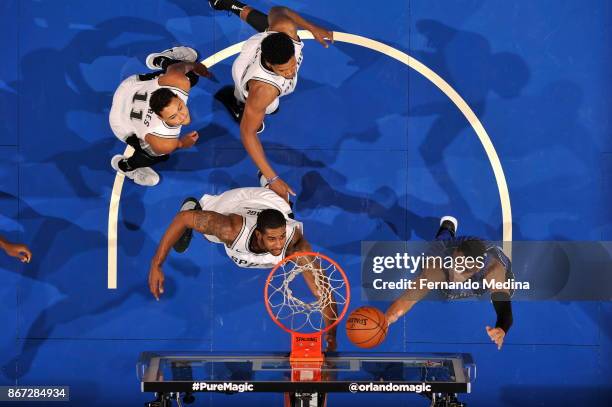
top-left (491, 291), bottom-right (513, 334)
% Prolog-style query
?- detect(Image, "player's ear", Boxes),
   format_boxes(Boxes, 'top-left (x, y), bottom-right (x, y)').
top-left (255, 229), bottom-right (262, 239)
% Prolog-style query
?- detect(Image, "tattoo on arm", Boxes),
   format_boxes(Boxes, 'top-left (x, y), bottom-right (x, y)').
top-left (192, 211), bottom-right (234, 243)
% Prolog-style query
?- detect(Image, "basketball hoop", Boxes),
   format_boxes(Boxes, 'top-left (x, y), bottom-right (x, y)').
top-left (264, 252), bottom-right (350, 382)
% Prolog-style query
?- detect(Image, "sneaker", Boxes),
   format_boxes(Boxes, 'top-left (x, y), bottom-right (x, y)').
top-left (146, 46), bottom-right (199, 70)
top-left (112, 156), bottom-right (160, 186)
top-left (209, 0), bottom-right (242, 12)
top-left (173, 197), bottom-right (202, 253)
top-left (111, 154), bottom-right (136, 180)
top-left (132, 167), bottom-right (160, 187)
top-left (439, 216), bottom-right (458, 237)
top-left (214, 86), bottom-right (244, 123)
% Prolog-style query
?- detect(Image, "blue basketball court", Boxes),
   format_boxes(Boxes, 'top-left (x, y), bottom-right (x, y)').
top-left (0, 0), bottom-right (611, 405)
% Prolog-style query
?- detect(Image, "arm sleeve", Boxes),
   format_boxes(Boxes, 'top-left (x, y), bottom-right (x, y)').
top-left (491, 291), bottom-right (513, 334)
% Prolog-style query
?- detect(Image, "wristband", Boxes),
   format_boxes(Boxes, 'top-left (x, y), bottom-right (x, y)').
top-left (266, 175), bottom-right (280, 186)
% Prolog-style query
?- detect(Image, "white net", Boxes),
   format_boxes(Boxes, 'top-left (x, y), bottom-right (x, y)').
top-left (266, 254), bottom-right (349, 333)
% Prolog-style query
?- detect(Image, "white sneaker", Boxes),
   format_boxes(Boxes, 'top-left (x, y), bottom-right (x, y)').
top-left (440, 216), bottom-right (458, 234)
top-left (111, 154), bottom-right (133, 177)
top-left (146, 46), bottom-right (198, 70)
top-left (111, 155), bottom-right (159, 186)
top-left (132, 167), bottom-right (160, 186)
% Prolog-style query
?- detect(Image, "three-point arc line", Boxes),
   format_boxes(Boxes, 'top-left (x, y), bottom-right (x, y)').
top-left (107, 31), bottom-right (513, 289)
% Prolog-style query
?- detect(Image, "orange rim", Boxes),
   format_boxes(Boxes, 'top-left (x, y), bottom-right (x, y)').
top-left (264, 251), bottom-right (351, 335)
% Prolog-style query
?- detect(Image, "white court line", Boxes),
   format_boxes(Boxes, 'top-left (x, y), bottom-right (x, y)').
top-left (107, 145), bottom-right (133, 289)
top-left (107, 31), bottom-right (513, 289)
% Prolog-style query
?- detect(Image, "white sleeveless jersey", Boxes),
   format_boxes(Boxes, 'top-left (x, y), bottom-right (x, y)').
top-left (198, 187), bottom-right (303, 269)
top-left (232, 31), bottom-right (304, 105)
top-left (110, 75), bottom-right (188, 154)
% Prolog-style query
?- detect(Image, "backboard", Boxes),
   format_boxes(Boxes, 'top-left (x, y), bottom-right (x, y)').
top-left (138, 351), bottom-right (475, 407)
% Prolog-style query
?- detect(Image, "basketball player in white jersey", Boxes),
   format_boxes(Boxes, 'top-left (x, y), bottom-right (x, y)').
top-left (148, 187), bottom-right (338, 349)
top-left (210, 0), bottom-right (333, 201)
top-left (109, 46), bottom-right (212, 186)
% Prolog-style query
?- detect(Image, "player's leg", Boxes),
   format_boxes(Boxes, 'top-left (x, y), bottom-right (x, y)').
top-left (435, 216), bottom-right (458, 240)
top-left (214, 86), bottom-right (265, 133)
top-left (209, 0), bottom-right (269, 32)
top-left (121, 135), bottom-right (169, 172)
top-left (111, 154), bottom-right (161, 187)
top-left (145, 46), bottom-right (200, 87)
top-left (215, 85), bottom-right (245, 123)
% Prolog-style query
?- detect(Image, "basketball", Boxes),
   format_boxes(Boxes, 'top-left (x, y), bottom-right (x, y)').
top-left (345, 306), bottom-right (388, 348)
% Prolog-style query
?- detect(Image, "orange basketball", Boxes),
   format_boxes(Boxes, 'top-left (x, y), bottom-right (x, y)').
top-left (345, 306), bottom-right (388, 348)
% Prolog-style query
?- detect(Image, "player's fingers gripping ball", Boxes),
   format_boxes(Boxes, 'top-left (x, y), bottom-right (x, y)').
top-left (346, 306), bottom-right (388, 348)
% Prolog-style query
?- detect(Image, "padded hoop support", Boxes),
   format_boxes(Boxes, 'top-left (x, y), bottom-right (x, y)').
top-left (290, 332), bottom-right (323, 381)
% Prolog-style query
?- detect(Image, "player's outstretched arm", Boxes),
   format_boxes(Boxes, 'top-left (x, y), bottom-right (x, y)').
top-left (149, 210), bottom-right (238, 300)
top-left (483, 260), bottom-right (513, 350)
top-left (268, 6), bottom-right (333, 47)
top-left (384, 266), bottom-right (446, 325)
top-left (241, 81), bottom-right (295, 201)
top-left (0, 235), bottom-right (32, 263)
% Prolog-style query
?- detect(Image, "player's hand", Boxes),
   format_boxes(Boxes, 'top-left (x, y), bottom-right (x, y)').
top-left (385, 300), bottom-right (409, 325)
top-left (193, 63), bottom-right (212, 78)
top-left (149, 264), bottom-right (165, 301)
top-left (4, 243), bottom-right (32, 263)
top-left (325, 331), bottom-right (337, 352)
top-left (180, 131), bottom-right (199, 149)
top-left (486, 326), bottom-right (506, 350)
top-left (310, 26), bottom-right (334, 48)
top-left (269, 178), bottom-right (296, 203)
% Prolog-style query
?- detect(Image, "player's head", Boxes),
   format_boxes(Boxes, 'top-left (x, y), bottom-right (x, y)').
top-left (452, 239), bottom-right (486, 274)
top-left (150, 88), bottom-right (191, 126)
top-left (255, 209), bottom-right (287, 256)
top-left (261, 32), bottom-right (297, 79)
